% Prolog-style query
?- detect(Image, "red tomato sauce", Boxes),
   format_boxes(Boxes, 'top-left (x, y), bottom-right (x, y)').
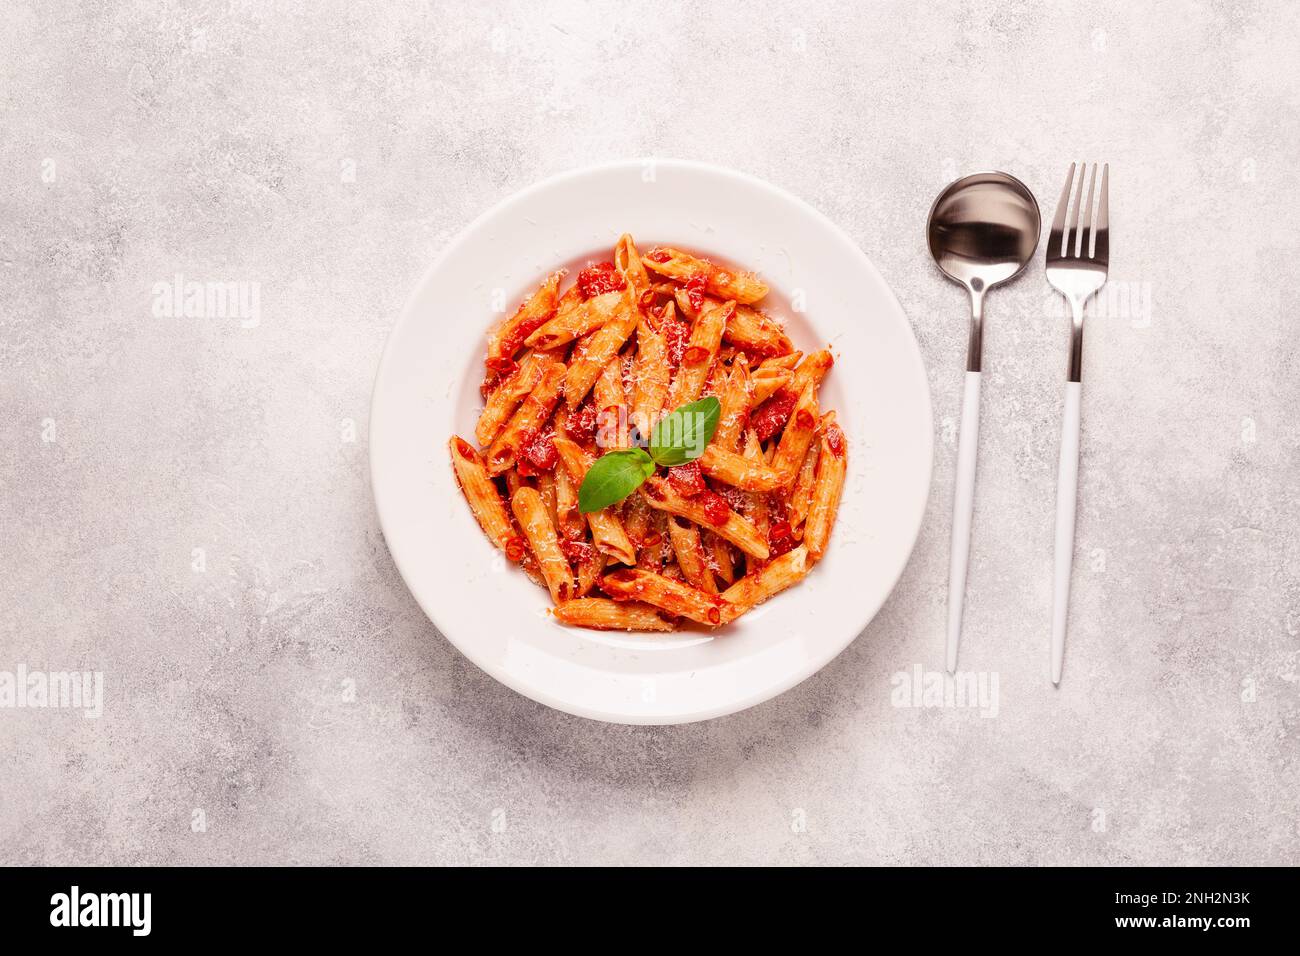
top-left (750, 389), bottom-right (797, 442)
top-left (576, 262), bottom-right (627, 298)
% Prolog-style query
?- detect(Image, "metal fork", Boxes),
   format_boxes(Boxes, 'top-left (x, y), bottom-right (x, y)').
top-left (1045, 162), bottom-right (1109, 685)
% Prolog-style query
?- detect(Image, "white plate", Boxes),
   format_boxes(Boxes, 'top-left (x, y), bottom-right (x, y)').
top-left (370, 159), bottom-right (932, 724)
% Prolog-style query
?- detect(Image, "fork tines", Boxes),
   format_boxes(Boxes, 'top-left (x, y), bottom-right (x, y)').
top-left (1048, 162), bottom-right (1109, 265)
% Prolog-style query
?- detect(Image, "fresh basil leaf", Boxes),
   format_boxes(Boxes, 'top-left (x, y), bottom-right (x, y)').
top-left (578, 448), bottom-right (655, 513)
top-left (649, 396), bottom-right (721, 467)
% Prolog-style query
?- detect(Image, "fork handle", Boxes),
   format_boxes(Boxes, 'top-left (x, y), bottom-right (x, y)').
top-left (945, 369), bottom-right (981, 673)
top-left (1051, 380), bottom-right (1081, 684)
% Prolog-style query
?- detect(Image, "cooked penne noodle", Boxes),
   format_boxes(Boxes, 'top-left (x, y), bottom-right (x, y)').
top-left (553, 459), bottom-right (585, 540)
top-left (593, 356), bottom-right (629, 450)
top-left (638, 509), bottom-right (668, 571)
top-left (719, 546), bottom-right (809, 623)
top-left (667, 517), bottom-right (716, 593)
top-left (698, 444), bottom-right (785, 491)
top-left (629, 317), bottom-right (669, 441)
top-left (750, 367), bottom-right (793, 406)
top-left (599, 568), bottom-right (730, 627)
top-left (724, 304), bottom-right (794, 357)
top-left (712, 360), bottom-right (754, 452)
top-left (741, 431), bottom-right (771, 564)
top-left (771, 382), bottom-right (821, 484)
top-left (448, 437), bottom-right (517, 551)
top-left (564, 286), bottom-right (639, 409)
top-left (475, 351), bottom-right (549, 446)
top-left (789, 348), bottom-right (834, 398)
top-left (639, 476), bottom-right (769, 559)
top-left (670, 285), bottom-right (702, 320)
top-left (621, 490), bottom-right (652, 565)
top-left (759, 352), bottom-right (802, 371)
top-left (552, 436), bottom-right (637, 565)
top-left (703, 530), bottom-right (735, 585)
top-left (510, 487), bottom-right (572, 603)
top-left (666, 299), bottom-right (732, 408)
top-left (613, 234), bottom-right (651, 296)
top-left (805, 414), bottom-right (847, 561)
top-left (554, 597), bottom-right (673, 632)
top-left (486, 270), bottom-right (563, 365)
top-left (485, 360), bottom-right (566, 475)
top-left (553, 283), bottom-right (584, 320)
top-left (787, 439), bottom-right (821, 533)
top-left (641, 248), bottom-right (768, 304)
top-left (536, 470), bottom-right (558, 530)
top-left (524, 288), bottom-right (625, 351)
top-left (572, 545), bottom-right (606, 598)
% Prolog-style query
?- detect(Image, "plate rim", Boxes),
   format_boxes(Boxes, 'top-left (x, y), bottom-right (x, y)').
top-left (369, 157), bottom-right (934, 724)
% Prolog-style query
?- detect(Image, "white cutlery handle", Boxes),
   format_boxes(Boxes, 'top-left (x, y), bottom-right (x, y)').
top-left (946, 369), bottom-right (981, 673)
top-left (1051, 380), bottom-right (1082, 685)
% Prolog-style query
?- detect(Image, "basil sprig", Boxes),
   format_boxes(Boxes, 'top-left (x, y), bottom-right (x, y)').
top-left (578, 396), bottom-right (720, 513)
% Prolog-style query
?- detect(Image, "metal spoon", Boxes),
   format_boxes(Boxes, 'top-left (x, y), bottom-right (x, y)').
top-left (926, 172), bottom-right (1040, 673)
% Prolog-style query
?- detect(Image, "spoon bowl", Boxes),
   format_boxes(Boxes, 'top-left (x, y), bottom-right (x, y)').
top-left (928, 172), bottom-right (1041, 302)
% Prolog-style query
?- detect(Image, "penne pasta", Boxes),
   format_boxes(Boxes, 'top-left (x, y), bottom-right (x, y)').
top-left (510, 486), bottom-right (572, 603)
top-left (703, 530), bottom-right (735, 585)
top-left (750, 367), bottom-right (793, 406)
top-left (536, 470), bottom-right (559, 531)
top-left (771, 382), bottom-right (821, 484)
top-left (486, 270), bottom-right (563, 365)
top-left (552, 435), bottom-right (638, 565)
top-left (485, 360), bottom-right (566, 475)
top-left (718, 546), bottom-right (809, 623)
top-left (475, 351), bottom-right (549, 446)
top-left (637, 509), bottom-right (668, 571)
top-left (724, 304), bottom-right (794, 357)
top-left (564, 286), bottom-right (639, 409)
top-left (713, 359), bottom-right (754, 452)
top-left (759, 352), bottom-right (802, 371)
top-left (554, 597), bottom-right (674, 632)
top-left (613, 234), bottom-right (651, 296)
top-left (629, 317), bottom-right (669, 442)
top-left (805, 414), bottom-right (847, 561)
top-left (698, 444), bottom-right (785, 492)
top-left (788, 348), bottom-right (834, 399)
top-left (599, 568), bottom-right (730, 627)
top-left (639, 476), bottom-right (769, 560)
top-left (553, 461), bottom-right (585, 540)
top-left (573, 548), bottom-right (606, 597)
top-left (525, 288), bottom-right (626, 351)
top-left (667, 516), bottom-right (716, 593)
top-left (741, 430), bottom-right (771, 568)
top-left (641, 247), bottom-right (768, 304)
top-left (593, 356), bottom-right (629, 450)
top-left (666, 299), bottom-right (733, 409)
top-left (786, 439), bottom-right (821, 533)
top-left (622, 488), bottom-right (652, 539)
top-left (448, 437), bottom-right (518, 552)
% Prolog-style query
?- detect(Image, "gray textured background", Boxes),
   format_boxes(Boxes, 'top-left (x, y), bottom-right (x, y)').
top-left (3, 0), bottom-right (1298, 866)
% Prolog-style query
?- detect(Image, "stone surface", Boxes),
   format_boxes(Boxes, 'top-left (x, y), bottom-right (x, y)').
top-left (2, 0), bottom-right (1297, 866)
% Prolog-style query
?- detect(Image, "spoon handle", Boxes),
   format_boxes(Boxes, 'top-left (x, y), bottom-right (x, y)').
top-left (945, 369), bottom-right (981, 673)
top-left (1051, 381), bottom-right (1082, 684)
